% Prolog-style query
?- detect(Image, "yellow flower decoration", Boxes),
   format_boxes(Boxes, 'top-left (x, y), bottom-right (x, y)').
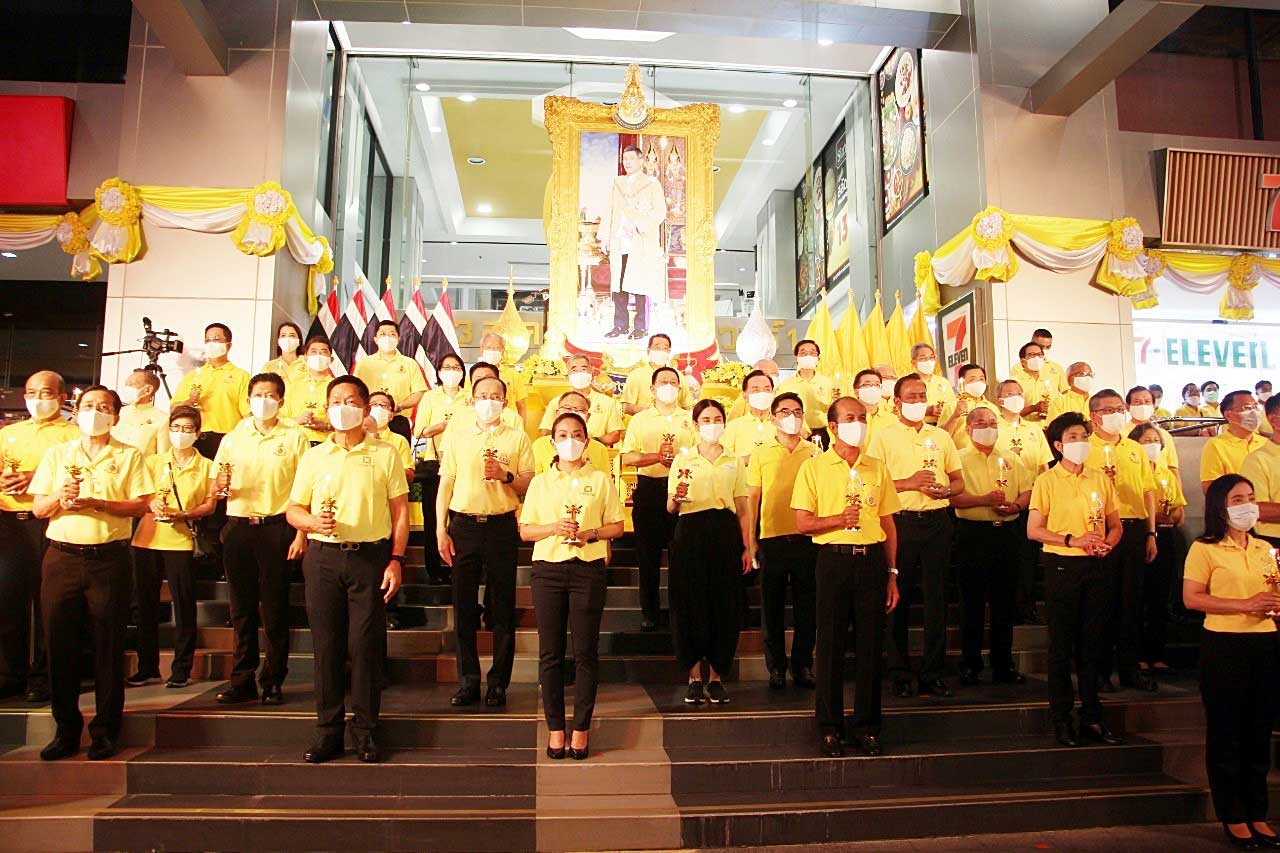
top-left (54, 212), bottom-right (90, 255)
top-left (94, 178), bottom-right (142, 227)
top-left (1107, 217), bottom-right (1144, 262)
top-left (970, 206), bottom-right (1014, 251)
top-left (914, 251), bottom-right (940, 315)
top-left (232, 181), bottom-right (296, 257)
top-left (312, 235), bottom-right (334, 275)
top-left (1227, 254), bottom-right (1262, 290)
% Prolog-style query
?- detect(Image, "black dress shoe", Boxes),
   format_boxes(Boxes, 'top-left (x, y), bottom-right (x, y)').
top-left (303, 739), bottom-right (344, 764)
top-left (569, 744), bottom-right (590, 761)
top-left (792, 667), bottom-right (816, 689)
top-left (1224, 825), bottom-right (1261, 849)
top-left (546, 743), bottom-right (566, 760)
top-left (639, 618), bottom-right (657, 632)
top-left (604, 328), bottom-right (627, 339)
top-left (857, 735), bottom-right (883, 756)
top-left (767, 670), bottom-right (786, 690)
top-left (261, 685), bottom-right (284, 706)
top-left (356, 735), bottom-right (381, 763)
top-left (958, 667), bottom-right (981, 686)
top-left (1250, 826), bottom-right (1280, 848)
top-left (1053, 719), bottom-right (1079, 747)
top-left (1079, 721), bottom-right (1124, 745)
top-left (892, 679), bottom-right (915, 698)
top-left (39, 736), bottom-right (79, 762)
top-left (23, 685), bottom-right (50, 703)
top-left (485, 685), bottom-right (507, 707)
top-left (919, 677), bottom-right (953, 698)
top-left (628, 329), bottom-right (647, 340)
top-left (216, 684), bottom-right (258, 705)
top-left (992, 669), bottom-right (1027, 685)
top-left (820, 734), bottom-right (845, 757)
top-left (87, 736), bottom-right (117, 761)
top-left (450, 685), bottom-right (480, 707)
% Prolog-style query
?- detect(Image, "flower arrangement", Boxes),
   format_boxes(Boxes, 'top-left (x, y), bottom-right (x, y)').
top-left (702, 360), bottom-right (749, 385)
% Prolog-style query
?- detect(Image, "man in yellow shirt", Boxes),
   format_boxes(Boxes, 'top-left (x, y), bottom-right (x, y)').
top-left (621, 333), bottom-right (696, 414)
top-left (793, 395), bottom-right (900, 758)
top-left (910, 343), bottom-right (957, 424)
top-left (1125, 386), bottom-right (1178, 473)
top-left (477, 332), bottom-right (529, 420)
top-left (0, 370), bottom-right (78, 703)
top-left (744, 391), bottom-right (820, 691)
top-left (287, 375), bottom-right (410, 764)
top-left (867, 374), bottom-right (965, 699)
top-left (1150, 383), bottom-right (1172, 420)
top-left (726, 359), bottom-right (779, 420)
top-left (30, 385), bottom-right (152, 761)
top-left (211, 373), bottom-right (311, 707)
top-left (172, 323), bottom-right (251, 458)
top-left (950, 407), bottom-right (1032, 686)
top-left (851, 369), bottom-right (898, 440)
top-left (1242, 394), bottom-right (1280, 549)
top-left (722, 369), bottom-right (779, 463)
top-left (532, 392), bottom-right (612, 475)
top-left (539, 354), bottom-right (623, 446)
top-left (282, 337), bottom-right (337, 444)
top-left (354, 321), bottom-right (428, 418)
top-left (114, 369), bottom-right (170, 457)
top-left (1045, 361), bottom-right (1094, 425)
top-left (1031, 328), bottom-right (1069, 391)
top-left (776, 339), bottom-right (836, 447)
top-left (1085, 389), bottom-right (1157, 693)
top-left (1201, 390), bottom-right (1267, 493)
top-left (1008, 341), bottom-right (1062, 423)
top-left (436, 375), bottom-right (535, 709)
top-left (937, 363), bottom-right (997, 451)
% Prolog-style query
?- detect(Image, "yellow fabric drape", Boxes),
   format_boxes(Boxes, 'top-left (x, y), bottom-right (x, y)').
top-left (886, 293), bottom-right (913, 377)
top-left (0, 214), bottom-right (61, 233)
top-left (803, 291), bottom-right (841, 379)
top-left (137, 185), bottom-right (246, 212)
top-left (1011, 214), bottom-right (1110, 251)
top-left (863, 293), bottom-right (890, 371)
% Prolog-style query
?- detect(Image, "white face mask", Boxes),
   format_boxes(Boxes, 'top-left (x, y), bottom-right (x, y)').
top-left (554, 437), bottom-right (586, 462)
top-left (370, 407), bottom-right (392, 428)
top-left (648, 349), bottom-right (670, 367)
top-left (327, 404), bottom-right (364, 432)
top-left (970, 426), bottom-right (999, 447)
top-left (796, 354), bottom-right (819, 370)
top-left (699, 422), bottom-right (725, 443)
top-left (204, 341), bottom-right (228, 359)
top-left (77, 408), bottom-right (113, 437)
top-left (481, 348), bottom-right (504, 365)
top-left (376, 336), bottom-right (398, 354)
top-left (654, 384), bottom-right (679, 405)
top-left (1239, 409), bottom-right (1262, 432)
top-left (900, 401), bottom-right (928, 423)
top-left (836, 420), bottom-right (866, 448)
top-left (567, 371), bottom-right (593, 390)
top-left (881, 384), bottom-right (896, 401)
top-left (747, 391), bottom-right (773, 412)
top-left (278, 336), bottom-right (300, 354)
top-left (306, 354), bottom-right (331, 373)
top-left (439, 368), bottom-right (463, 388)
top-left (1227, 502), bottom-right (1260, 531)
top-left (1142, 442), bottom-right (1161, 463)
top-left (1060, 441), bottom-right (1091, 465)
top-left (249, 396), bottom-right (280, 421)
top-left (1206, 390), bottom-right (1220, 404)
top-left (1129, 404), bottom-right (1154, 423)
top-left (963, 380), bottom-right (987, 398)
top-left (1000, 395), bottom-right (1025, 415)
top-left (169, 430), bottom-right (197, 450)
top-left (778, 415), bottom-right (802, 435)
top-left (1099, 412), bottom-right (1127, 435)
top-left (915, 359), bottom-right (937, 376)
top-left (474, 398), bottom-right (504, 424)
top-left (1186, 395), bottom-right (1201, 407)
top-left (118, 385), bottom-right (140, 406)
top-left (857, 386), bottom-right (882, 406)
top-left (1024, 356), bottom-right (1044, 373)
top-left (26, 398), bottom-right (59, 420)
top-left (1071, 375), bottom-right (1093, 393)
top-left (1260, 392), bottom-right (1272, 403)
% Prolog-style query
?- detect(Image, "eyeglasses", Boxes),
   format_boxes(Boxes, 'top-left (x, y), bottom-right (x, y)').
top-left (1094, 406), bottom-right (1125, 416)
top-left (170, 424), bottom-right (199, 434)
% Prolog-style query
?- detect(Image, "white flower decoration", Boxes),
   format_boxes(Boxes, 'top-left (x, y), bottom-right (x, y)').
top-left (254, 189), bottom-right (288, 218)
top-left (55, 221), bottom-right (74, 243)
top-left (976, 212), bottom-right (1004, 240)
top-left (1139, 253), bottom-right (1162, 276)
top-left (99, 187), bottom-right (125, 214)
top-left (1121, 225), bottom-right (1143, 252)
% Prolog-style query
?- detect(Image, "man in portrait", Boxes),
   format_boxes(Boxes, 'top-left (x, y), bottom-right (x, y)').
top-left (599, 144), bottom-right (669, 340)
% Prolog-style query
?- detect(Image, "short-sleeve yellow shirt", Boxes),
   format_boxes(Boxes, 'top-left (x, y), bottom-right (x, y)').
top-left (440, 421), bottom-right (535, 515)
top-left (1241, 442), bottom-right (1280, 539)
top-left (721, 414), bottom-right (778, 462)
top-left (1085, 434), bottom-right (1155, 520)
top-left (519, 466), bottom-right (623, 563)
top-left (212, 418), bottom-right (311, 518)
top-left (173, 361), bottom-right (251, 434)
top-left (289, 435), bottom-right (409, 543)
top-left (0, 415), bottom-right (79, 512)
top-left (112, 402), bottom-right (171, 457)
top-left (1184, 537), bottom-right (1277, 633)
top-left (1201, 431), bottom-right (1267, 485)
top-left (30, 438), bottom-right (152, 544)
top-left (775, 372), bottom-right (836, 431)
top-left (865, 420), bottom-right (962, 511)
top-left (747, 439), bottom-right (821, 539)
top-left (790, 450), bottom-right (900, 545)
top-left (280, 372), bottom-right (334, 444)
top-left (132, 450), bottom-right (213, 551)
top-left (619, 407), bottom-right (695, 478)
top-left (668, 447), bottom-right (749, 514)
top-left (538, 390), bottom-right (622, 439)
top-left (996, 415), bottom-right (1053, 473)
top-left (955, 446), bottom-right (1033, 522)
top-left (1029, 464), bottom-right (1117, 557)
top-left (1046, 389), bottom-right (1091, 425)
top-left (353, 352), bottom-right (427, 409)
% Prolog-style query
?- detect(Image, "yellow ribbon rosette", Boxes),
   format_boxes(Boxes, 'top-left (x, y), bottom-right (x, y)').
top-left (970, 206), bottom-right (1018, 282)
top-left (232, 181), bottom-right (295, 257)
top-left (90, 178), bottom-right (143, 263)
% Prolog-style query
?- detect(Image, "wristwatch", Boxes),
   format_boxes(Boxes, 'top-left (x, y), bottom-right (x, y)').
top-left (586, 529), bottom-right (599, 543)
top-left (1063, 533), bottom-right (1073, 548)
top-left (1145, 531), bottom-right (1157, 539)
top-left (389, 554), bottom-right (405, 565)
top-left (502, 471), bottom-right (514, 484)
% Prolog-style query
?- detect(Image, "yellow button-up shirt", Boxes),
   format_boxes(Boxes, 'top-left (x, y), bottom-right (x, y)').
top-left (440, 421), bottom-right (535, 515)
top-left (259, 356), bottom-right (308, 391)
top-left (1241, 441), bottom-right (1280, 539)
top-left (1202, 431), bottom-right (1267, 484)
top-left (866, 420), bottom-right (961, 511)
top-left (791, 450), bottom-right (900, 546)
top-left (0, 415), bottom-right (79, 512)
top-left (290, 435), bottom-right (409, 543)
top-left (520, 466), bottom-right (623, 563)
top-left (1085, 433), bottom-right (1155, 520)
top-left (668, 447), bottom-right (748, 514)
top-left (747, 438), bottom-right (821, 539)
top-left (173, 361), bottom-right (251, 434)
top-left (30, 438), bottom-right (152, 544)
top-left (1185, 536), bottom-right (1277, 633)
top-left (112, 402), bottom-right (171, 457)
top-left (353, 352), bottom-right (427, 410)
top-left (996, 415), bottom-right (1054, 473)
top-left (937, 396), bottom-right (998, 451)
top-left (776, 372), bottom-right (836, 430)
top-left (1045, 389), bottom-right (1091, 425)
top-left (621, 364), bottom-right (696, 410)
top-left (538, 390), bottom-right (623, 439)
top-left (921, 372), bottom-right (957, 420)
top-left (132, 450), bottom-right (213, 551)
top-left (620, 407), bottom-right (696, 478)
top-left (721, 413), bottom-right (778, 462)
top-left (212, 418), bottom-right (311, 518)
top-left (955, 446), bottom-right (1033, 522)
top-left (1008, 365), bottom-right (1063, 422)
top-left (532, 435), bottom-right (612, 476)
top-left (280, 372), bottom-right (334, 443)
top-left (1030, 464), bottom-right (1117, 558)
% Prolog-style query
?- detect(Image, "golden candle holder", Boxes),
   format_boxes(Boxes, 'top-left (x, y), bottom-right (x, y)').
top-left (674, 462), bottom-right (694, 503)
top-left (64, 464), bottom-right (83, 483)
top-left (922, 439), bottom-right (937, 471)
top-left (216, 461), bottom-right (233, 497)
top-left (563, 503), bottom-right (584, 546)
top-left (4, 445), bottom-right (20, 496)
top-left (190, 383), bottom-right (202, 403)
top-left (320, 495), bottom-right (338, 516)
top-left (1102, 445), bottom-right (1117, 480)
top-left (1087, 491), bottom-right (1104, 532)
top-left (482, 445), bottom-right (500, 482)
top-left (154, 487), bottom-right (173, 523)
top-left (995, 457), bottom-right (1010, 493)
top-left (1265, 552), bottom-right (1280, 618)
top-left (845, 468), bottom-right (864, 532)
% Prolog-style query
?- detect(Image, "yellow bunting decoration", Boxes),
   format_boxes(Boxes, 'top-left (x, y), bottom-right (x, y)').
top-left (91, 177), bottom-right (143, 263)
top-left (231, 181), bottom-right (294, 256)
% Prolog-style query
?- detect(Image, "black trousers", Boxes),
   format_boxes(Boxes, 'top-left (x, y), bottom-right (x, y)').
top-left (815, 545), bottom-right (887, 737)
top-left (42, 542), bottom-right (130, 741)
top-left (886, 509), bottom-right (952, 682)
top-left (611, 254), bottom-right (648, 332)
top-left (632, 475), bottom-right (675, 624)
top-left (956, 520), bottom-right (1019, 675)
top-left (0, 511), bottom-right (49, 691)
top-left (132, 547), bottom-right (197, 680)
top-left (1142, 526), bottom-right (1178, 663)
top-left (1014, 516), bottom-right (1042, 616)
top-left (669, 509), bottom-right (744, 674)
top-left (1104, 520), bottom-right (1148, 683)
top-left (1042, 553), bottom-right (1109, 725)
top-left (221, 519), bottom-right (294, 691)
top-left (450, 512), bottom-right (518, 688)
top-left (531, 559), bottom-right (606, 732)
top-left (417, 465), bottom-right (444, 580)
top-left (1200, 630), bottom-right (1280, 824)
top-left (759, 534), bottom-right (817, 675)
top-left (303, 540), bottom-right (389, 740)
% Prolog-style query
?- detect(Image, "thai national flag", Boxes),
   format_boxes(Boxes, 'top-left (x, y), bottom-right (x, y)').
top-left (330, 287), bottom-right (371, 376)
top-left (421, 282), bottom-right (462, 380)
top-left (307, 286), bottom-right (348, 375)
top-left (357, 281), bottom-right (396, 363)
top-left (399, 282), bottom-right (437, 387)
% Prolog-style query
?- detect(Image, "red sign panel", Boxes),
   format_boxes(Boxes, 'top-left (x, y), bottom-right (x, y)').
top-left (0, 96), bottom-right (74, 207)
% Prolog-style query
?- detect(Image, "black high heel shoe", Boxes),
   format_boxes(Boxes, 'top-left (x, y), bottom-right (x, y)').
top-left (546, 743), bottom-right (566, 760)
top-left (569, 736), bottom-right (590, 761)
top-left (1224, 824), bottom-right (1260, 848)
top-left (1250, 824), bottom-right (1280, 848)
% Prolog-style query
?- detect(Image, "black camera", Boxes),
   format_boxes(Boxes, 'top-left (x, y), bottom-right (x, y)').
top-left (141, 317), bottom-right (184, 363)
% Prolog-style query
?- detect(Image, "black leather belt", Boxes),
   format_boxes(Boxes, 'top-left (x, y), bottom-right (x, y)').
top-left (229, 514), bottom-right (287, 527)
top-left (49, 540), bottom-right (126, 557)
top-left (820, 543), bottom-right (874, 556)
top-left (0, 510), bottom-right (33, 521)
top-left (957, 518), bottom-right (1016, 528)
top-left (898, 508), bottom-right (947, 520)
top-left (453, 511), bottom-right (515, 524)
top-left (1121, 518), bottom-right (1147, 528)
top-left (315, 538), bottom-right (389, 552)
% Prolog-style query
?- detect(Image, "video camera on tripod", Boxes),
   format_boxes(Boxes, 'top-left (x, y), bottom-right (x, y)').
top-left (141, 317), bottom-right (184, 366)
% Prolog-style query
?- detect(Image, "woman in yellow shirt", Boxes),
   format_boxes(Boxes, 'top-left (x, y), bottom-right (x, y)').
top-left (412, 353), bottom-right (468, 585)
top-left (519, 412), bottom-right (623, 761)
top-left (129, 406), bottom-right (218, 688)
top-left (259, 322), bottom-right (308, 392)
top-left (1129, 423), bottom-right (1186, 678)
top-left (1183, 474), bottom-right (1280, 848)
top-left (665, 399), bottom-right (751, 705)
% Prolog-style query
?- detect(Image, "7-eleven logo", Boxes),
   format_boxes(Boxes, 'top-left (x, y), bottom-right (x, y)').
top-left (1266, 172), bottom-right (1280, 232)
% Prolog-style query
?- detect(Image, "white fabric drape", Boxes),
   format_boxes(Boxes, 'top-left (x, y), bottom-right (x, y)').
top-left (140, 202), bottom-right (245, 233)
top-left (1010, 232), bottom-right (1108, 270)
top-left (0, 227), bottom-right (58, 251)
top-left (284, 217), bottom-right (327, 266)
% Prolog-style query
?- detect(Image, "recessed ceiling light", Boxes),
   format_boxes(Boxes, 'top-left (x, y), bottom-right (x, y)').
top-left (564, 27), bottom-right (674, 42)
top-left (77, 342), bottom-right (88, 348)
top-left (818, 37), bottom-right (834, 46)
top-left (783, 98), bottom-right (798, 108)
top-left (476, 203), bottom-right (493, 215)
top-left (467, 156), bottom-right (486, 165)
top-left (450, 241), bottom-right (459, 246)
top-left (414, 82), bottom-right (430, 92)
top-left (401, 18), bottom-right (410, 25)
top-left (457, 94), bottom-right (476, 103)
top-left (429, 126), bottom-right (442, 133)
top-left (738, 267), bottom-right (746, 272)
top-left (712, 165), bottom-right (721, 172)
top-left (0, 252), bottom-right (14, 258)
top-left (728, 104), bottom-right (746, 114)
top-left (762, 138), bottom-right (776, 146)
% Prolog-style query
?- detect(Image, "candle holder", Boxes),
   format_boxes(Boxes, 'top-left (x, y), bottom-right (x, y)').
top-left (4, 445), bottom-right (20, 496)
top-left (995, 457), bottom-right (1010, 494)
top-left (154, 487), bottom-right (173, 523)
top-left (64, 464), bottom-right (83, 484)
top-left (482, 446), bottom-right (500, 481)
top-left (320, 495), bottom-right (338, 516)
top-left (216, 461), bottom-right (233, 498)
top-left (563, 503), bottom-right (583, 546)
top-left (190, 383), bottom-right (202, 402)
top-left (1265, 551), bottom-right (1280, 618)
top-left (845, 469), bottom-right (863, 531)
top-left (1102, 445), bottom-right (1117, 480)
top-left (674, 463), bottom-right (694, 503)
top-left (921, 439), bottom-right (937, 471)
top-left (1087, 491), bottom-right (1104, 532)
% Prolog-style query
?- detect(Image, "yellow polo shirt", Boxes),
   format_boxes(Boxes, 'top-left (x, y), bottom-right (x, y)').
top-left (132, 450), bottom-right (213, 551)
top-left (290, 435), bottom-right (409, 543)
top-left (937, 396), bottom-right (998, 451)
top-left (532, 435), bottom-right (612, 476)
top-left (1030, 464), bottom-right (1117, 557)
top-left (667, 447), bottom-right (748, 514)
top-left (1086, 434), bottom-right (1155, 520)
top-left (353, 352), bottom-right (427, 411)
top-left (1151, 460), bottom-right (1187, 521)
top-left (1202, 431), bottom-right (1267, 484)
top-left (996, 415), bottom-right (1054, 473)
top-left (113, 402), bottom-right (171, 457)
top-left (212, 418), bottom-right (310, 518)
top-left (622, 364), bottom-right (696, 410)
top-left (921, 372), bottom-right (957, 418)
top-left (30, 438), bottom-right (152, 545)
top-left (776, 372), bottom-right (836, 431)
top-left (0, 415), bottom-right (79, 512)
top-left (1201, 403), bottom-right (1223, 419)
top-left (1185, 537), bottom-right (1278, 633)
top-left (1241, 442), bottom-right (1280, 539)
top-left (370, 429), bottom-right (414, 474)
top-left (538, 390), bottom-right (623, 439)
top-left (865, 404), bottom-right (899, 442)
top-left (173, 361), bottom-right (251, 434)
top-left (496, 363), bottom-right (529, 410)
top-left (1046, 389), bottom-right (1091, 425)
top-left (747, 438), bottom-right (821, 539)
top-left (722, 413), bottom-right (778, 461)
top-left (281, 373), bottom-right (334, 443)
top-left (1155, 406), bottom-right (1173, 420)
top-left (1139, 423), bottom-right (1181, 472)
top-left (520, 466), bottom-right (622, 563)
top-left (619, 407), bottom-right (696, 478)
top-left (791, 450), bottom-right (900, 546)
top-left (866, 420), bottom-right (961, 511)
top-left (440, 421), bottom-right (535, 516)
top-left (259, 356), bottom-right (308, 391)
top-left (412, 387), bottom-right (472, 461)
top-left (955, 446), bottom-right (1033, 522)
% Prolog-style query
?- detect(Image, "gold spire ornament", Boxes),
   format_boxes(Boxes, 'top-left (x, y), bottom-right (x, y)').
top-left (492, 271), bottom-right (531, 363)
top-left (612, 64), bottom-right (653, 131)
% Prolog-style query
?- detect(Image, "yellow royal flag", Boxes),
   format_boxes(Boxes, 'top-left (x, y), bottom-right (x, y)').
top-left (803, 290), bottom-right (841, 378)
top-left (907, 291), bottom-right (934, 348)
top-left (863, 291), bottom-right (890, 372)
top-left (886, 292), bottom-right (913, 377)
top-left (836, 289), bottom-right (870, 378)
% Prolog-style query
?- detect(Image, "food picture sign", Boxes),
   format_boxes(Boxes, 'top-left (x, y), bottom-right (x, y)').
top-left (879, 48), bottom-right (927, 233)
